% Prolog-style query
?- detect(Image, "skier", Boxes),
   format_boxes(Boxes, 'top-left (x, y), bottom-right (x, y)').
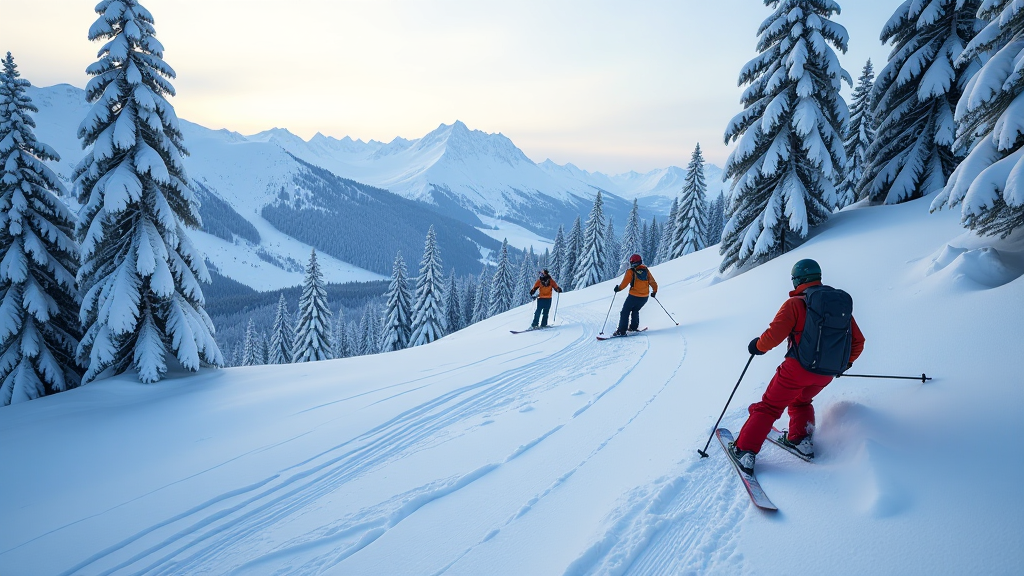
top-left (728, 259), bottom-right (865, 474)
top-left (529, 269), bottom-right (562, 328)
top-left (611, 254), bottom-right (658, 337)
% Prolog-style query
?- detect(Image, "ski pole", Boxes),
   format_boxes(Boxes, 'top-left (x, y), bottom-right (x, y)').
top-left (651, 295), bottom-right (679, 325)
top-left (599, 292), bottom-right (618, 335)
top-left (698, 354), bottom-right (755, 458)
top-left (552, 291), bottom-right (560, 324)
top-left (836, 373), bottom-right (931, 383)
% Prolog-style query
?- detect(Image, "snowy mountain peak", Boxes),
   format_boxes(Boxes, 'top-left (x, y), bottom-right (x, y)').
top-left (413, 121), bottom-right (533, 167)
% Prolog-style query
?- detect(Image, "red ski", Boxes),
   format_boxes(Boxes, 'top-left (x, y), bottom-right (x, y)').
top-left (716, 428), bottom-right (778, 511)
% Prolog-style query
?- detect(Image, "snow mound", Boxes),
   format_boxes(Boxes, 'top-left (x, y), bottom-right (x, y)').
top-left (921, 244), bottom-right (1024, 289)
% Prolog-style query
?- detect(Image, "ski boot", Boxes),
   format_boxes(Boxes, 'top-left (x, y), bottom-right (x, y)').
top-left (777, 430), bottom-right (814, 459)
top-left (728, 442), bottom-right (756, 475)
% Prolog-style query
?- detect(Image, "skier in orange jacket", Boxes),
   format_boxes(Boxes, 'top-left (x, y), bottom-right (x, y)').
top-left (611, 254), bottom-right (658, 336)
top-left (529, 269), bottom-right (562, 328)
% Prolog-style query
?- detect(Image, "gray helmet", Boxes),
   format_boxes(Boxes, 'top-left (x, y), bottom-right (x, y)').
top-left (791, 259), bottom-right (821, 288)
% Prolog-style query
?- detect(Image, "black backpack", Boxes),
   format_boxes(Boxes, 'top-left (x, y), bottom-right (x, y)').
top-left (786, 285), bottom-right (854, 376)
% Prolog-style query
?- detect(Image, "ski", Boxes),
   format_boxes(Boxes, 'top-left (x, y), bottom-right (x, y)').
top-left (595, 327), bottom-right (647, 341)
top-left (510, 326), bottom-right (554, 334)
top-left (766, 426), bottom-right (813, 462)
top-left (716, 428), bottom-right (778, 511)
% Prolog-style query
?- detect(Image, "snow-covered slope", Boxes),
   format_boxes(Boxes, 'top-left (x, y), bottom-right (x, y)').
top-left (3, 197), bottom-right (1021, 575)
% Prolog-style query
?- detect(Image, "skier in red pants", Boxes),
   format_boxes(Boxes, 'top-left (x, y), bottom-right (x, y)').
top-left (729, 259), bottom-right (865, 475)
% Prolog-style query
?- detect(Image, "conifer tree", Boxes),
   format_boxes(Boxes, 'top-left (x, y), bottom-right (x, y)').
top-left (293, 250), bottom-right (333, 362)
top-left (859, 1), bottom-right (983, 204)
top-left (268, 293), bottom-right (292, 364)
top-left (472, 267), bottom-right (491, 323)
top-left (619, 199), bottom-right (642, 273)
top-left (461, 275), bottom-right (477, 326)
top-left (604, 219), bottom-right (619, 280)
top-left (562, 216), bottom-right (583, 290)
top-left (410, 226), bottom-right (446, 346)
top-left (489, 240), bottom-right (516, 315)
top-left (837, 60), bottom-right (876, 209)
top-left (639, 220), bottom-right (649, 261)
top-left (231, 341), bottom-right (242, 368)
top-left (257, 332), bottom-right (269, 365)
top-left (647, 216), bottom-right (660, 261)
top-left (514, 250), bottom-right (533, 306)
top-left (242, 319), bottom-right (259, 366)
top-left (364, 302), bottom-right (381, 355)
top-left (0, 53), bottom-right (83, 404)
top-left (672, 143), bottom-right (710, 257)
top-left (575, 191), bottom-right (608, 288)
top-left (720, 0), bottom-right (851, 274)
top-left (656, 198), bottom-right (679, 264)
top-left (337, 307), bottom-right (354, 356)
top-left (550, 225), bottom-right (566, 285)
top-left (75, 0), bottom-right (222, 382)
top-left (444, 269), bottom-right (462, 333)
top-left (931, 0), bottom-right (1024, 238)
top-left (705, 192), bottom-right (727, 247)
top-left (380, 251), bottom-right (413, 352)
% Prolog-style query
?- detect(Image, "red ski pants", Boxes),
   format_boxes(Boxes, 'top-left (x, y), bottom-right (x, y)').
top-left (735, 358), bottom-right (833, 453)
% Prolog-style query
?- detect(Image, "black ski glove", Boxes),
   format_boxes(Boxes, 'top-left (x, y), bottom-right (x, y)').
top-left (651, 291), bottom-right (657, 298)
top-left (748, 338), bottom-right (765, 356)
top-left (613, 285), bottom-right (622, 293)
top-left (556, 288), bottom-right (562, 293)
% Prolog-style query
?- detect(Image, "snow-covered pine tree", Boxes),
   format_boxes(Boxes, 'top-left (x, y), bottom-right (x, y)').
top-left (292, 250), bottom-right (333, 362)
top-left (348, 316), bottom-right (363, 356)
top-left (619, 200), bottom-right (642, 273)
top-left (837, 60), bottom-right (876, 209)
top-left (268, 293), bottom-right (292, 364)
top-left (550, 225), bottom-right (566, 285)
top-left (931, 0), bottom-right (1024, 238)
top-left (488, 239), bottom-right (516, 316)
top-left (333, 306), bottom-right (348, 358)
top-left (672, 143), bottom-right (710, 257)
top-left (75, 1), bottom-right (222, 382)
top-left (604, 219), bottom-right (619, 280)
top-left (231, 341), bottom-right (242, 368)
top-left (720, 0), bottom-right (851, 274)
top-left (656, 198), bottom-right (678, 264)
top-left (859, 1), bottom-right (984, 204)
top-left (647, 216), bottom-right (660, 261)
top-left (471, 267), bottom-right (491, 323)
top-left (639, 220), bottom-right (649, 261)
top-left (410, 226), bottom-right (446, 346)
top-left (574, 191), bottom-right (608, 288)
top-left (242, 319), bottom-right (258, 366)
top-left (0, 53), bottom-right (83, 404)
top-left (365, 302), bottom-right (381, 355)
top-left (513, 250), bottom-right (533, 306)
top-left (562, 216), bottom-right (583, 290)
top-left (540, 248), bottom-right (550, 270)
top-left (354, 306), bottom-right (369, 356)
top-left (705, 192), bottom-right (727, 247)
top-left (444, 269), bottom-right (462, 333)
top-left (257, 332), bottom-right (269, 365)
top-left (461, 274), bottom-right (477, 326)
top-left (380, 251), bottom-right (413, 352)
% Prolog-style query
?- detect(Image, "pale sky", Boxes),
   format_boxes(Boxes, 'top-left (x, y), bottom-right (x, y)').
top-left (2, 0), bottom-right (898, 173)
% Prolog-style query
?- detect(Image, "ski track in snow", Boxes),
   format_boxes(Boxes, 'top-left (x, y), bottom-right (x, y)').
top-left (57, 307), bottom-right (685, 576)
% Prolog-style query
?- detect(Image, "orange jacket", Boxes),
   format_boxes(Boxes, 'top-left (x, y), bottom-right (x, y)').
top-left (530, 277), bottom-right (561, 299)
top-left (617, 265), bottom-right (658, 298)
top-left (755, 281), bottom-right (865, 363)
